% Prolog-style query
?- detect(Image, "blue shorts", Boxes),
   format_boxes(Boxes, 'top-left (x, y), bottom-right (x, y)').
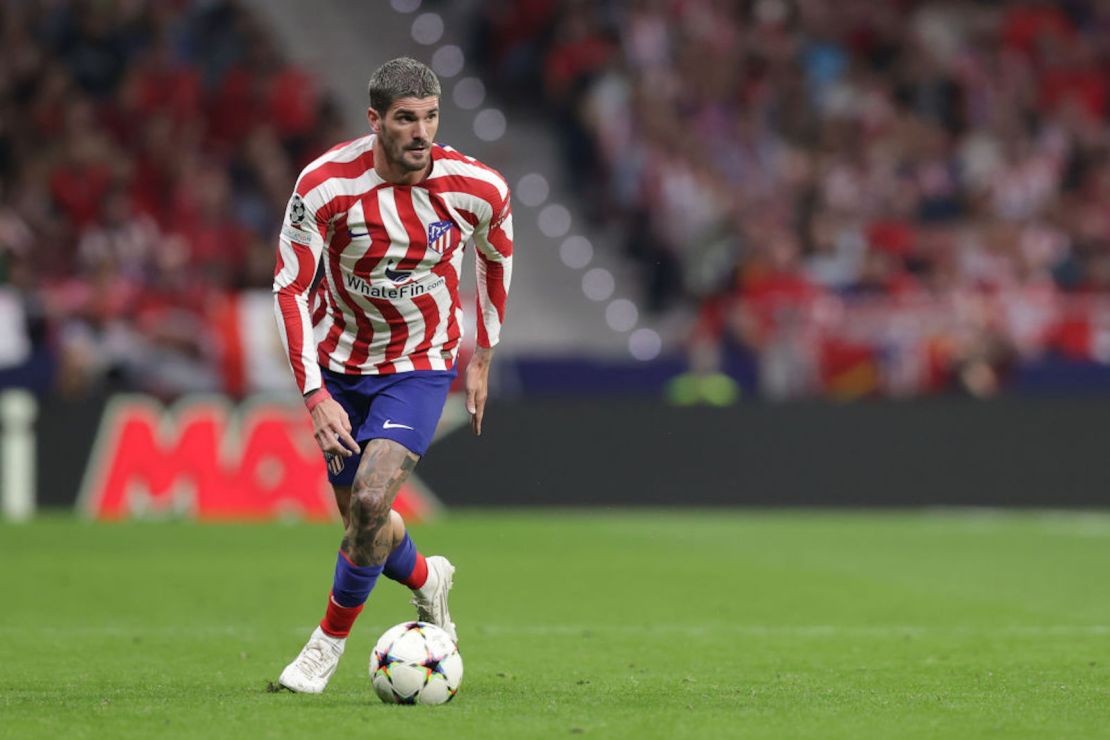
top-left (320, 367), bottom-right (455, 486)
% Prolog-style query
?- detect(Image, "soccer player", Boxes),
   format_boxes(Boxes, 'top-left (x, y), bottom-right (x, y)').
top-left (272, 57), bottom-right (512, 693)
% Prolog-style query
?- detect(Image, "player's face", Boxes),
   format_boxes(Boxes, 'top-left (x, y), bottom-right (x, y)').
top-left (369, 97), bottom-right (440, 174)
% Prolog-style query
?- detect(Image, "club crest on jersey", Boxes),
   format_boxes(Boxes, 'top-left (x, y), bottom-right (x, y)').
top-left (427, 220), bottom-right (454, 254)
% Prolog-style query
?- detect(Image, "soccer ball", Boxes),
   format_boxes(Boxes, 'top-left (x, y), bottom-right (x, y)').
top-left (369, 621), bottom-right (462, 705)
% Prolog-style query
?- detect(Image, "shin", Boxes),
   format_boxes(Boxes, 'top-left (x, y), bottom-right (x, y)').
top-left (341, 439), bottom-right (419, 567)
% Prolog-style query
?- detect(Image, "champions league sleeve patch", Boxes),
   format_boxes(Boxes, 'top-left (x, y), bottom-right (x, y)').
top-left (287, 194), bottom-right (307, 226)
top-left (282, 194), bottom-right (319, 244)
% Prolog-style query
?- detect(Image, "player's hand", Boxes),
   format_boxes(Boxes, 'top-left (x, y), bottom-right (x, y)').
top-left (309, 395), bottom-right (361, 460)
top-left (465, 347), bottom-right (494, 436)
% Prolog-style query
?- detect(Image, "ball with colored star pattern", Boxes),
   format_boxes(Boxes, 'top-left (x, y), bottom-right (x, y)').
top-left (369, 621), bottom-right (462, 705)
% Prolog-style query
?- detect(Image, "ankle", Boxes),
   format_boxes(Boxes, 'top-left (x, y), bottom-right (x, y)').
top-left (403, 552), bottom-right (430, 590)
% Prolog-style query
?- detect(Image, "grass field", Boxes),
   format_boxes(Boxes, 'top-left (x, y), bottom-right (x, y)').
top-left (1, 510), bottom-right (1108, 739)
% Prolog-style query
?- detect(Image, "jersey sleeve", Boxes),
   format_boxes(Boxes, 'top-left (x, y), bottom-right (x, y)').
top-left (472, 190), bottom-right (513, 349)
top-left (272, 182), bottom-right (331, 396)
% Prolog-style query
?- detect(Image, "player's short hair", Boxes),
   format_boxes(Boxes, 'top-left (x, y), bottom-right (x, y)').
top-left (367, 57), bottom-right (441, 113)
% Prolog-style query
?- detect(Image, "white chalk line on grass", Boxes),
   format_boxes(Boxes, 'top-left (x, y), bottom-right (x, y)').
top-left (918, 508), bottom-right (1110, 537)
top-left (3, 624), bottom-right (1108, 639)
top-left (470, 624), bottom-right (1110, 638)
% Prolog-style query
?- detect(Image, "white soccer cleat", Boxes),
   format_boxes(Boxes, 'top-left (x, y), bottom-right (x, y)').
top-left (278, 626), bottom-right (346, 694)
top-left (411, 555), bottom-right (457, 643)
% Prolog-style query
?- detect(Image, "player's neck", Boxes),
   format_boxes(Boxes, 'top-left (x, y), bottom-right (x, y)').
top-left (373, 140), bottom-right (431, 186)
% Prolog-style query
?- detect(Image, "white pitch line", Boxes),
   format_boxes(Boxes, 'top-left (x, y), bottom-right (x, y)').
top-left (469, 624), bottom-right (1110, 638)
top-left (4, 624), bottom-right (1107, 639)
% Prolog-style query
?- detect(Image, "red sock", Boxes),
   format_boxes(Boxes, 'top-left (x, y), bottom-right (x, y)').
top-left (402, 552), bottom-right (428, 590)
top-left (320, 592), bottom-right (364, 638)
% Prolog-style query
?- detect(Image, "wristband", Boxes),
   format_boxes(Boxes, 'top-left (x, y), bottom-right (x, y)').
top-left (305, 387), bottom-right (332, 412)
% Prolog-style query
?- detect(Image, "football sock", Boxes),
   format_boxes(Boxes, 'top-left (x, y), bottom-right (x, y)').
top-left (321, 595), bottom-right (362, 638)
top-left (320, 550), bottom-right (383, 638)
top-left (383, 532), bottom-right (429, 589)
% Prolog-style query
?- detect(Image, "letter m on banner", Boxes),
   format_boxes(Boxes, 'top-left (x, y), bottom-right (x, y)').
top-left (78, 396), bottom-right (441, 522)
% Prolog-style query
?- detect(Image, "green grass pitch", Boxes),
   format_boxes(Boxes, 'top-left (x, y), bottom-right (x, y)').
top-left (2, 510), bottom-right (1108, 739)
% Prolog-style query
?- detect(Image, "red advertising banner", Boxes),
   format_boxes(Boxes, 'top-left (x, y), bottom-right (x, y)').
top-left (78, 396), bottom-right (440, 522)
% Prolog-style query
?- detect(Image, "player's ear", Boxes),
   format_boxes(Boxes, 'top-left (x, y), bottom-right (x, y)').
top-left (367, 107), bottom-right (380, 134)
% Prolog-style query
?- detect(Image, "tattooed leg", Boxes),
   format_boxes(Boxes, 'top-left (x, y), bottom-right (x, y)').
top-left (341, 439), bottom-right (419, 567)
top-left (332, 489), bottom-right (407, 543)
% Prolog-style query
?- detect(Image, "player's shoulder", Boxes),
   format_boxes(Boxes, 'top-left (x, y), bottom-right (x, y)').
top-left (431, 143), bottom-right (510, 202)
top-left (294, 135), bottom-right (377, 199)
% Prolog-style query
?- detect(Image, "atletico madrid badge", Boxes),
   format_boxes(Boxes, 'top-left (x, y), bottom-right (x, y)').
top-left (427, 220), bottom-right (453, 254)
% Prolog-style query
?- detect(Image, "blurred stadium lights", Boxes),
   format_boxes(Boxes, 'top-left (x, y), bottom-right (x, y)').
top-left (472, 108), bottom-right (507, 142)
top-left (605, 299), bottom-right (639, 333)
top-left (537, 204), bottom-right (572, 239)
top-left (582, 268), bottom-right (615, 302)
top-left (629, 329), bottom-right (663, 362)
top-left (515, 174), bottom-right (550, 208)
top-left (559, 236), bottom-right (594, 270)
top-left (410, 12), bottom-right (444, 46)
top-left (452, 76), bottom-right (486, 110)
top-left (431, 45), bottom-right (465, 78)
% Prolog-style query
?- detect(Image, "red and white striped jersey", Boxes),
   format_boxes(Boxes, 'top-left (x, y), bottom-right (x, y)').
top-left (273, 134), bottom-right (513, 395)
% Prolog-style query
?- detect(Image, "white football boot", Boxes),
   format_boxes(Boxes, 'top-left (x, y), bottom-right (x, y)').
top-left (278, 626), bottom-right (346, 693)
top-left (411, 555), bottom-right (457, 643)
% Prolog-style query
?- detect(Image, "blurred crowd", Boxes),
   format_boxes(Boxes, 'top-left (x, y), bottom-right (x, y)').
top-left (0, 0), bottom-right (342, 398)
top-left (474, 0), bottom-right (1110, 397)
top-left (7, 0), bottom-right (1110, 402)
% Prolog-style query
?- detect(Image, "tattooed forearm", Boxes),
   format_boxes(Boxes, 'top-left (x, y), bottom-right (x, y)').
top-left (341, 439), bottom-right (419, 566)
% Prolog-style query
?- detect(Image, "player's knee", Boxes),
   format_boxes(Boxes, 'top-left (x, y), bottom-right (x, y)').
top-left (348, 439), bottom-right (415, 530)
top-left (350, 486), bottom-right (390, 525)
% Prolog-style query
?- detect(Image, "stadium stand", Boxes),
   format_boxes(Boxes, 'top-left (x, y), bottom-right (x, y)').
top-left (0, 0), bottom-right (342, 398)
top-left (473, 0), bottom-right (1110, 398)
top-left (6, 0), bottom-right (1110, 400)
